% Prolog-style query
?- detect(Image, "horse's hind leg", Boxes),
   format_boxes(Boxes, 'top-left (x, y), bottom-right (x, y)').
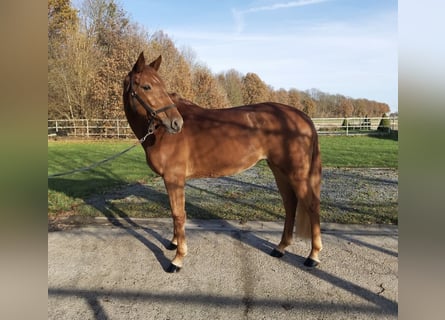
top-left (295, 180), bottom-right (322, 267)
top-left (268, 163), bottom-right (298, 258)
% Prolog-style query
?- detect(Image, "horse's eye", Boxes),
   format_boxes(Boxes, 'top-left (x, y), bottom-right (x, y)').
top-left (141, 84), bottom-right (151, 91)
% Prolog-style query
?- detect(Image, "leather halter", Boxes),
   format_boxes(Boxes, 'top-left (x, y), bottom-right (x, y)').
top-left (130, 83), bottom-right (176, 119)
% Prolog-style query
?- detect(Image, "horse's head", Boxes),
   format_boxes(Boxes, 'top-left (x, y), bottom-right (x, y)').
top-left (124, 52), bottom-right (183, 134)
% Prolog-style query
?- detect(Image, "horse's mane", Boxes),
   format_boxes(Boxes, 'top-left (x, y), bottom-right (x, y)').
top-left (168, 93), bottom-right (208, 116)
top-left (168, 93), bottom-right (196, 106)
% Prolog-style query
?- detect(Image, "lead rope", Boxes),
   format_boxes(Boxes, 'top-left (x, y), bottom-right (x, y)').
top-left (48, 128), bottom-right (152, 179)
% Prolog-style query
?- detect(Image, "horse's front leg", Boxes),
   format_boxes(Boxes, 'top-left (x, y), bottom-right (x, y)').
top-left (163, 177), bottom-right (187, 273)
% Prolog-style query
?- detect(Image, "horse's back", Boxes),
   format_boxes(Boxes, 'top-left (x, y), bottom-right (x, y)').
top-left (172, 100), bottom-right (317, 178)
top-left (176, 100), bottom-right (315, 135)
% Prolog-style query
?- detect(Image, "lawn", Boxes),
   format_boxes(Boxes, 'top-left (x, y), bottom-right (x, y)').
top-left (48, 135), bottom-right (398, 223)
top-left (319, 135), bottom-right (398, 168)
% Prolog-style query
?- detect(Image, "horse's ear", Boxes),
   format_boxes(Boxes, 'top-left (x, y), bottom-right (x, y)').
top-left (149, 55), bottom-right (162, 71)
top-left (132, 52), bottom-right (146, 73)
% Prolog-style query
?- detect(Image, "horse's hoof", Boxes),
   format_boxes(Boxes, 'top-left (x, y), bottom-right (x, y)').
top-left (304, 257), bottom-right (320, 268)
top-left (166, 263), bottom-right (181, 273)
top-left (166, 242), bottom-right (177, 250)
top-left (270, 248), bottom-right (285, 258)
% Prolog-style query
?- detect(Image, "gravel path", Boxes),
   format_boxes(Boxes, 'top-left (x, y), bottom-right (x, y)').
top-left (79, 166), bottom-right (398, 225)
top-left (186, 167), bottom-right (398, 207)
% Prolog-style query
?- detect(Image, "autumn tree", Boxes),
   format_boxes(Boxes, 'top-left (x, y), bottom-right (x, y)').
top-left (191, 65), bottom-right (230, 108)
top-left (80, 0), bottom-right (129, 117)
top-left (288, 88), bottom-right (302, 110)
top-left (274, 88), bottom-right (289, 105)
top-left (242, 72), bottom-right (268, 104)
top-left (48, 0), bottom-right (90, 119)
top-left (301, 96), bottom-right (317, 117)
top-left (147, 31), bottom-right (193, 100)
top-left (265, 85), bottom-right (277, 103)
top-left (47, 0), bottom-right (393, 122)
top-left (377, 102), bottom-right (390, 115)
top-left (354, 99), bottom-right (367, 116)
top-left (48, 0), bottom-right (79, 49)
top-left (338, 98), bottom-right (354, 117)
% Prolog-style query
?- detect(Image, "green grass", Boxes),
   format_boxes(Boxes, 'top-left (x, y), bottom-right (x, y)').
top-left (48, 140), bottom-right (156, 215)
top-left (319, 135), bottom-right (398, 168)
top-left (48, 136), bottom-right (398, 224)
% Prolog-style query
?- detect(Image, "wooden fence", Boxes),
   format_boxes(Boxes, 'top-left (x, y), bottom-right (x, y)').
top-left (48, 116), bottom-right (398, 138)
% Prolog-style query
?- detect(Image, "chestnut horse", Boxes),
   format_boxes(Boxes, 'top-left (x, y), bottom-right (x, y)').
top-left (123, 52), bottom-right (322, 273)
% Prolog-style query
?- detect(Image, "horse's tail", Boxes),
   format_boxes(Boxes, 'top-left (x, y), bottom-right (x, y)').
top-left (295, 129), bottom-right (321, 239)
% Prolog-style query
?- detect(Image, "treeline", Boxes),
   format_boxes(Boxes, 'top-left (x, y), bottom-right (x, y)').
top-left (48, 0), bottom-right (390, 120)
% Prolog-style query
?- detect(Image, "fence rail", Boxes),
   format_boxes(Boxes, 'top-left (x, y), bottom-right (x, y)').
top-left (312, 116), bottom-right (398, 135)
top-left (48, 119), bottom-right (134, 138)
top-left (48, 116), bottom-right (398, 138)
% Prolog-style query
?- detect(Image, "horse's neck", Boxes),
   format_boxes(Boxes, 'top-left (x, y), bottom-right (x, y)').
top-left (125, 110), bottom-right (150, 140)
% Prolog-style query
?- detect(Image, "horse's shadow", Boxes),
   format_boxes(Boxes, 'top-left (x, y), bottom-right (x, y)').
top-left (49, 176), bottom-right (278, 271)
top-left (49, 177), bottom-right (171, 271)
top-left (49, 176), bottom-right (285, 271)
top-left (48, 177), bottom-right (397, 315)
top-left (93, 199), bottom-right (174, 272)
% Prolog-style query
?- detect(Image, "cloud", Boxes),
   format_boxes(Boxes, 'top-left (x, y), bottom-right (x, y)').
top-left (165, 9), bottom-right (397, 110)
top-left (244, 0), bottom-right (329, 13)
top-left (232, 9), bottom-right (245, 33)
top-left (166, 4), bottom-right (397, 110)
top-left (233, 0), bottom-right (329, 32)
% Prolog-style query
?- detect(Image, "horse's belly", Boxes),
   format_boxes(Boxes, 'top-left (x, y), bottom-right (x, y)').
top-left (186, 148), bottom-right (265, 179)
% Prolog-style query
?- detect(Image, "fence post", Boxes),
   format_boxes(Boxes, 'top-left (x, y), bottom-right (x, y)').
top-left (346, 118), bottom-right (349, 136)
top-left (55, 120), bottom-right (58, 134)
top-left (86, 119), bottom-right (89, 138)
top-left (117, 119), bottom-right (120, 138)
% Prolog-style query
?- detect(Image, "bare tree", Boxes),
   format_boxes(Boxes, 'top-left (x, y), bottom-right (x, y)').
top-left (217, 69), bottom-right (244, 106)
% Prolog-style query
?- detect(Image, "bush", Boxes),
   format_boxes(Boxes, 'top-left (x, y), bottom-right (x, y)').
top-left (377, 113), bottom-right (391, 132)
top-left (341, 118), bottom-right (349, 130)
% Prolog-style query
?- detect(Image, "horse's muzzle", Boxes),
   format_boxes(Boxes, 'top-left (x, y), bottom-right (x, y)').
top-left (163, 116), bottom-right (183, 134)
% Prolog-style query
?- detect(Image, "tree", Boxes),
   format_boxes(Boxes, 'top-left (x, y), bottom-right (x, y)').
top-left (48, 0), bottom-right (96, 120)
top-left (377, 113), bottom-right (391, 132)
top-left (338, 98), bottom-right (354, 117)
top-left (191, 65), bottom-right (229, 108)
top-left (288, 88), bottom-right (302, 110)
top-left (354, 99), bottom-right (367, 117)
top-left (241, 73), bottom-right (268, 104)
top-left (274, 88), bottom-right (289, 105)
top-left (301, 96), bottom-right (317, 117)
top-left (266, 85), bottom-right (277, 103)
top-left (48, 28), bottom-right (99, 119)
top-left (313, 91), bottom-right (330, 117)
top-left (47, 0), bottom-right (393, 122)
top-left (48, 0), bottom-right (79, 48)
top-left (148, 31), bottom-right (194, 100)
top-left (80, 0), bottom-right (143, 118)
top-left (217, 69), bottom-right (244, 106)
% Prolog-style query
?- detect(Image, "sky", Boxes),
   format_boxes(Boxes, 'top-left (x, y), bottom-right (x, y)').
top-left (121, 0), bottom-right (398, 112)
